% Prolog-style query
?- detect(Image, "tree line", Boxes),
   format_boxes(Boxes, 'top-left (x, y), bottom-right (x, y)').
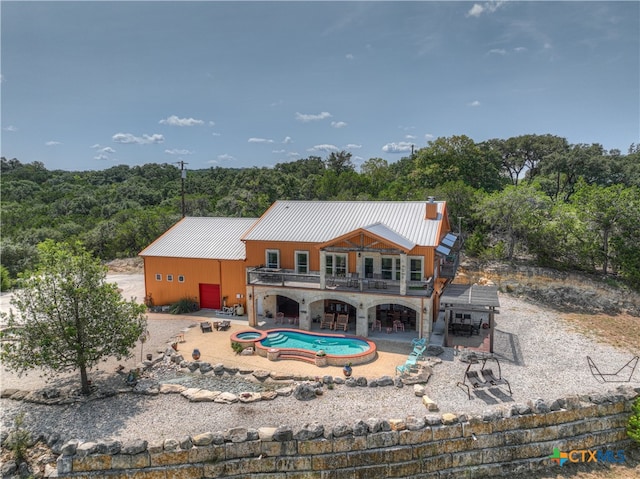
top-left (2, 133), bottom-right (639, 290)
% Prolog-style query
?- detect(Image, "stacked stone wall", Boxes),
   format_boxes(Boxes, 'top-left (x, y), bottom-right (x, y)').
top-left (54, 388), bottom-right (637, 479)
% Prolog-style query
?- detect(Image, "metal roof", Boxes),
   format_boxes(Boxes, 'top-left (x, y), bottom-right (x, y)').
top-left (440, 284), bottom-right (500, 308)
top-left (242, 201), bottom-right (445, 246)
top-left (139, 217), bottom-right (258, 260)
top-left (362, 223), bottom-right (416, 251)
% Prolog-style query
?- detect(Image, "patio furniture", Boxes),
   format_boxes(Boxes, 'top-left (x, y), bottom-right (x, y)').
top-left (335, 313), bottom-right (349, 331)
top-left (411, 345), bottom-right (426, 361)
top-left (320, 313), bottom-right (335, 330)
top-left (393, 320), bottom-right (405, 332)
top-left (200, 321), bottom-right (213, 333)
top-left (288, 316), bottom-right (299, 325)
top-left (222, 306), bottom-right (235, 316)
top-left (368, 273), bottom-right (387, 289)
top-left (412, 337), bottom-right (427, 347)
top-left (481, 368), bottom-right (512, 395)
top-left (217, 320), bottom-right (231, 331)
top-left (275, 312), bottom-right (285, 324)
top-left (347, 272), bottom-right (360, 288)
top-left (371, 319), bottom-right (381, 332)
top-left (587, 355), bottom-right (639, 383)
top-left (457, 364), bottom-right (489, 399)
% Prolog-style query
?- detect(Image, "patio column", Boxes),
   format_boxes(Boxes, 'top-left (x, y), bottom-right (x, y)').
top-left (356, 303), bottom-right (368, 337)
top-left (400, 253), bottom-right (407, 296)
top-left (319, 250), bottom-right (326, 289)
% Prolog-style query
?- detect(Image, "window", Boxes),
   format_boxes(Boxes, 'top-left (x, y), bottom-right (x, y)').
top-left (178, 275), bottom-right (185, 283)
top-left (364, 257), bottom-right (374, 278)
top-left (266, 250), bottom-right (280, 269)
top-left (409, 257), bottom-right (423, 281)
top-left (325, 253), bottom-right (347, 277)
top-left (295, 251), bottom-right (309, 274)
top-left (167, 274), bottom-right (173, 282)
top-left (381, 257), bottom-right (400, 280)
top-left (155, 273), bottom-right (162, 281)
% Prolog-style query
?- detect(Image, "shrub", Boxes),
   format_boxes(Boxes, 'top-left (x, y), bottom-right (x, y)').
top-left (231, 342), bottom-right (244, 355)
top-left (168, 297), bottom-right (199, 314)
top-left (628, 396), bottom-right (640, 445)
top-left (0, 265), bottom-right (11, 292)
top-left (5, 412), bottom-right (31, 463)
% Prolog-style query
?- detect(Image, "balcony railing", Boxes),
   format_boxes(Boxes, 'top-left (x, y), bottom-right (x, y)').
top-left (247, 268), bottom-right (434, 297)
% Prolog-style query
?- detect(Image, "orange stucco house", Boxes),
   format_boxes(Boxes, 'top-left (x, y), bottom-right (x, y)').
top-left (139, 199), bottom-right (460, 339)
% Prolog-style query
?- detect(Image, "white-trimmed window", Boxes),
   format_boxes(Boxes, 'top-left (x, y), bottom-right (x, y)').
top-left (295, 251), bottom-right (309, 274)
top-left (325, 253), bottom-right (347, 277)
top-left (381, 256), bottom-right (401, 280)
top-left (409, 257), bottom-right (423, 281)
top-left (178, 275), bottom-right (185, 283)
top-left (155, 273), bottom-right (162, 281)
top-left (266, 250), bottom-right (280, 269)
top-left (167, 274), bottom-right (173, 282)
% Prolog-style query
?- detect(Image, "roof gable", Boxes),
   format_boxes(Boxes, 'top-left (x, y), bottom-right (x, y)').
top-left (319, 223), bottom-right (416, 252)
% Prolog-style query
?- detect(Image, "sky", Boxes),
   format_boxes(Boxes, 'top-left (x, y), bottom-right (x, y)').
top-left (1, 1), bottom-right (638, 172)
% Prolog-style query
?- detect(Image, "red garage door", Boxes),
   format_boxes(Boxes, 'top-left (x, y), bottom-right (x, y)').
top-left (199, 283), bottom-right (221, 310)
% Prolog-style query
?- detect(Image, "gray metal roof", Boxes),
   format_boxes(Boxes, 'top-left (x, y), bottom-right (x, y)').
top-left (139, 217), bottom-right (258, 260)
top-left (362, 223), bottom-right (416, 251)
top-left (440, 284), bottom-right (500, 308)
top-left (242, 201), bottom-right (446, 246)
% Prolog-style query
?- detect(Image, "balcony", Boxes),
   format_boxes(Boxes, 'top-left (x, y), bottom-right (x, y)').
top-left (247, 268), bottom-right (434, 298)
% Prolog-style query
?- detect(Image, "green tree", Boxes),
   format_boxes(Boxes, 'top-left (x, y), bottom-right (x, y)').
top-left (0, 240), bottom-right (147, 394)
top-left (474, 184), bottom-right (551, 260)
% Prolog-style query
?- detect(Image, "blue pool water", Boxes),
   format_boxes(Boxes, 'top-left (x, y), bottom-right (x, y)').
top-left (235, 331), bottom-right (263, 340)
top-left (260, 330), bottom-right (371, 356)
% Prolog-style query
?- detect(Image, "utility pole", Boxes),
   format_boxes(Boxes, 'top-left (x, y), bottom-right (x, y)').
top-left (176, 161), bottom-right (188, 217)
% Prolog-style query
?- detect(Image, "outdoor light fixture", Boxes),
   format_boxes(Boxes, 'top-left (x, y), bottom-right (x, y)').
top-left (359, 303), bottom-right (363, 309)
top-left (423, 307), bottom-right (427, 314)
top-left (248, 293), bottom-right (252, 300)
top-left (301, 298), bottom-right (305, 305)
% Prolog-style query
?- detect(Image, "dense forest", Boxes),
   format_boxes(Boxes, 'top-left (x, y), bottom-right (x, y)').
top-left (2, 134), bottom-right (639, 290)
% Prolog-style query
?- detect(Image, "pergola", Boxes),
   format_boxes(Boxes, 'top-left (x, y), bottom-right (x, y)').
top-left (439, 284), bottom-right (500, 352)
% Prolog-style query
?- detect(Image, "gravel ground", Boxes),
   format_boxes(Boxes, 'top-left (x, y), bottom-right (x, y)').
top-left (2, 284), bottom-right (639, 445)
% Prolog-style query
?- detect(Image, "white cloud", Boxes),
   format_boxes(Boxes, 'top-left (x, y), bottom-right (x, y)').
top-left (286, 152), bottom-right (300, 158)
top-left (425, 133), bottom-right (434, 140)
top-left (331, 121), bottom-right (347, 128)
top-left (308, 144), bottom-right (339, 153)
top-left (93, 154), bottom-right (111, 161)
top-left (405, 135), bottom-right (417, 140)
top-left (272, 149), bottom-right (286, 154)
top-left (468, 100), bottom-right (481, 107)
top-left (282, 136), bottom-right (293, 144)
top-left (248, 137), bottom-right (274, 144)
top-left (382, 142), bottom-right (414, 154)
top-left (295, 111), bottom-right (332, 122)
top-left (165, 149), bottom-right (193, 155)
top-left (3, 125), bottom-right (17, 132)
top-left (345, 143), bottom-right (362, 149)
top-left (488, 48), bottom-right (507, 55)
top-left (346, 53), bottom-right (354, 60)
top-left (514, 47), bottom-right (527, 53)
top-left (159, 115), bottom-right (204, 126)
top-left (217, 153), bottom-right (235, 162)
top-left (45, 141), bottom-right (62, 146)
top-left (212, 132), bottom-right (221, 137)
top-left (112, 133), bottom-right (164, 144)
top-left (209, 121), bottom-right (216, 127)
top-left (101, 147), bottom-right (116, 154)
top-left (467, 1), bottom-right (505, 17)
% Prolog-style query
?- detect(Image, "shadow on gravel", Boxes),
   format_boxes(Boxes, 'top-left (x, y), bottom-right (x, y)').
top-left (492, 328), bottom-right (525, 366)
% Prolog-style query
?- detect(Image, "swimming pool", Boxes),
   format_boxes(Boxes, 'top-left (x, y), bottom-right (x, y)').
top-left (230, 329), bottom-right (376, 366)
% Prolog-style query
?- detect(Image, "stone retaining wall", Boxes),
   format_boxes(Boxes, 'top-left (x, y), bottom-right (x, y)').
top-left (54, 387), bottom-right (637, 479)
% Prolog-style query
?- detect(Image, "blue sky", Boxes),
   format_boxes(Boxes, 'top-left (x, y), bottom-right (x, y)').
top-left (1, 1), bottom-right (638, 172)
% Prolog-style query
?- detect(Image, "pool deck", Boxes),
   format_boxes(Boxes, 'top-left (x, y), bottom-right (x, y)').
top-left (166, 312), bottom-right (419, 379)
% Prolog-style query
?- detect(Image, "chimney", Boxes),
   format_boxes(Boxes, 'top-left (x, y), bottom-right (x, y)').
top-left (425, 197), bottom-right (437, 219)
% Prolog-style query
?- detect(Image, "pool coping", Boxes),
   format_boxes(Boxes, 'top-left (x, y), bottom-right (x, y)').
top-left (230, 328), bottom-right (377, 367)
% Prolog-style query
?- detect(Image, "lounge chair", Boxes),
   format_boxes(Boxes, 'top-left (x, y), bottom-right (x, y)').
top-left (410, 345), bottom-right (426, 360)
top-left (320, 313), bottom-right (335, 330)
top-left (412, 337), bottom-right (426, 347)
top-left (200, 321), bottom-right (213, 333)
top-left (217, 320), bottom-right (231, 331)
top-left (481, 368), bottom-right (512, 395)
top-left (457, 364), bottom-right (489, 399)
top-left (335, 313), bottom-right (349, 331)
top-left (395, 363), bottom-right (412, 376)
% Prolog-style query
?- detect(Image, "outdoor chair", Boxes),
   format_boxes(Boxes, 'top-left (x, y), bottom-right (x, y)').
top-left (217, 320), bottom-right (231, 331)
top-left (371, 319), bottom-right (382, 332)
top-left (481, 368), bottom-right (512, 395)
top-left (395, 362), bottom-right (413, 376)
top-left (200, 321), bottom-right (213, 333)
top-left (587, 355), bottom-right (639, 383)
top-left (335, 313), bottom-right (349, 331)
top-left (412, 337), bottom-right (426, 347)
top-left (457, 364), bottom-right (490, 399)
top-left (275, 312), bottom-right (285, 324)
top-left (320, 313), bottom-right (335, 330)
top-left (347, 272), bottom-right (360, 288)
top-left (411, 344), bottom-right (426, 361)
top-left (222, 306), bottom-right (235, 315)
top-left (393, 320), bottom-right (405, 332)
